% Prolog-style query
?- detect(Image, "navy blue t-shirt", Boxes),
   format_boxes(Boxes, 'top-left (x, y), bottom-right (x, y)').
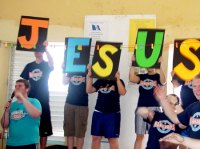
top-left (178, 102), bottom-right (200, 139)
top-left (66, 74), bottom-right (88, 106)
top-left (180, 82), bottom-right (198, 109)
top-left (172, 75), bottom-right (197, 109)
top-left (137, 73), bottom-right (161, 107)
top-left (93, 79), bottom-right (125, 113)
top-left (146, 112), bottom-right (181, 149)
top-left (20, 61), bottom-right (53, 103)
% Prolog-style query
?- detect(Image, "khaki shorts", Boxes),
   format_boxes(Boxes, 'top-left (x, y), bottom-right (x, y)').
top-left (63, 103), bottom-right (88, 138)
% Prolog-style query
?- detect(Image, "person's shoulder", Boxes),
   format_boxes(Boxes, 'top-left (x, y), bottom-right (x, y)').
top-left (180, 101), bottom-right (200, 115)
top-left (43, 60), bottom-right (49, 64)
top-left (153, 111), bottom-right (168, 121)
top-left (188, 101), bottom-right (200, 108)
top-left (152, 73), bottom-right (160, 79)
top-left (42, 60), bottom-right (53, 69)
top-left (139, 73), bottom-right (150, 79)
top-left (154, 73), bottom-right (160, 77)
top-left (28, 98), bottom-right (42, 111)
top-left (39, 60), bottom-right (48, 65)
top-left (28, 97), bottom-right (40, 104)
top-left (154, 111), bottom-right (163, 117)
top-left (25, 61), bottom-right (35, 66)
top-left (138, 73), bottom-right (144, 76)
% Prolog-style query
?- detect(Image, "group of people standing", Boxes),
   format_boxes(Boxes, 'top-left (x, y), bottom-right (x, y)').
top-left (130, 54), bottom-right (200, 149)
top-left (63, 64), bottom-right (126, 149)
top-left (1, 41), bottom-right (200, 149)
top-left (1, 41), bottom-right (53, 149)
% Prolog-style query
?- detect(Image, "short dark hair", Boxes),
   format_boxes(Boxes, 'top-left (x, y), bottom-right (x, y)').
top-left (171, 75), bottom-right (183, 84)
top-left (16, 79), bottom-right (30, 89)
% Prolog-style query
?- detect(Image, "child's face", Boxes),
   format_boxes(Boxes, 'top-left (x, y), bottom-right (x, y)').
top-left (166, 95), bottom-right (179, 109)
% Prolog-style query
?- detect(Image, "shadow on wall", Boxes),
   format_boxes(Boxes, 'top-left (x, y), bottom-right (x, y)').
top-left (46, 145), bottom-right (76, 149)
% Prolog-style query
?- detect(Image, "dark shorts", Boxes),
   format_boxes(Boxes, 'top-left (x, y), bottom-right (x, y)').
top-left (91, 111), bottom-right (121, 138)
top-left (39, 101), bottom-right (53, 137)
top-left (63, 103), bottom-right (88, 138)
top-left (6, 144), bottom-right (38, 149)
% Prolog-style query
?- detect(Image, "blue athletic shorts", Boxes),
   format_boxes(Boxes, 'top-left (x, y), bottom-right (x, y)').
top-left (91, 111), bottom-right (121, 138)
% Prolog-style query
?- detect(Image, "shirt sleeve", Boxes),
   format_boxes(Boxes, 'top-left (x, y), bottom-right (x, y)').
top-left (20, 64), bottom-right (30, 80)
top-left (93, 79), bottom-right (101, 91)
top-left (31, 98), bottom-right (42, 112)
top-left (156, 73), bottom-right (162, 85)
top-left (45, 61), bottom-right (53, 73)
top-left (136, 74), bottom-right (142, 84)
top-left (177, 107), bottom-right (190, 126)
top-left (120, 79), bottom-right (125, 87)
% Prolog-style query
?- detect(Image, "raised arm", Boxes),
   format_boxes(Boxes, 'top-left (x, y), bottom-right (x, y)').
top-left (157, 56), bottom-right (166, 85)
top-left (15, 92), bottom-right (41, 118)
top-left (129, 55), bottom-right (140, 83)
top-left (61, 62), bottom-right (70, 85)
top-left (159, 67), bottom-right (166, 85)
top-left (160, 132), bottom-right (200, 149)
top-left (1, 101), bottom-right (11, 129)
top-left (154, 87), bottom-right (182, 125)
top-left (43, 40), bottom-right (54, 69)
top-left (115, 71), bottom-right (126, 95)
top-left (62, 74), bottom-right (70, 85)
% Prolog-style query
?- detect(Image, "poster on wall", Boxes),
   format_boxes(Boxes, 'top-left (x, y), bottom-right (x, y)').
top-left (132, 29), bottom-right (165, 68)
top-left (173, 39), bottom-right (200, 81)
top-left (64, 37), bottom-right (91, 74)
top-left (84, 15), bottom-right (156, 84)
top-left (16, 16), bottom-right (49, 52)
top-left (91, 41), bottom-right (122, 79)
top-left (84, 15), bottom-right (156, 55)
top-left (84, 19), bottom-right (108, 55)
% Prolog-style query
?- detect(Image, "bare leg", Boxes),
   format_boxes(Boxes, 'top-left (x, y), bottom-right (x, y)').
top-left (40, 137), bottom-right (47, 149)
top-left (91, 136), bottom-right (102, 149)
top-left (108, 138), bottom-right (119, 149)
top-left (134, 134), bottom-right (144, 149)
top-left (67, 136), bottom-right (74, 149)
top-left (76, 137), bottom-right (84, 149)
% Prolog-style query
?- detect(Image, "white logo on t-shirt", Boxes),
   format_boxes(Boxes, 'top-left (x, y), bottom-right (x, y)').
top-left (10, 110), bottom-right (27, 120)
top-left (70, 76), bottom-right (85, 86)
top-left (29, 69), bottom-right (43, 81)
top-left (154, 120), bottom-right (175, 134)
top-left (190, 112), bottom-right (200, 131)
top-left (99, 85), bottom-right (115, 94)
top-left (140, 79), bottom-right (157, 90)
